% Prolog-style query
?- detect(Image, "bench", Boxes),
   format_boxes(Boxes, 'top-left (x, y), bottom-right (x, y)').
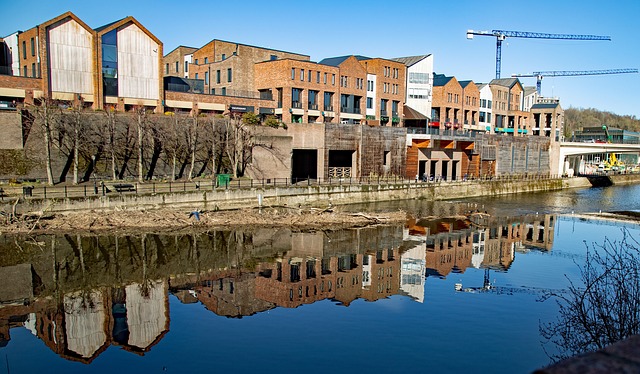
top-left (113, 183), bottom-right (136, 192)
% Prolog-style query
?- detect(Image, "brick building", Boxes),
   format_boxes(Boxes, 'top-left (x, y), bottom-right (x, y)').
top-left (254, 58), bottom-right (340, 123)
top-left (163, 45), bottom-right (197, 79)
top-left (459, 80), bottom-right (480, 132)
top-left (318, 56), bottom-right (368, 124)
top-left (489, 78), bottom-right (529, 136)
top-left (431, 73), bottom-right (463, 130)
top-left (359, 57), bottom-right (406, 126)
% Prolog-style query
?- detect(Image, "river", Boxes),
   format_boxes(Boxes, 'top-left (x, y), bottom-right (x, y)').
top-left (0, 184), bottom-right (639, 373)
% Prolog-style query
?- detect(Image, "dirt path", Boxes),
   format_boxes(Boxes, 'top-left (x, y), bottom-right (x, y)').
top-left (1, 206), bottom-right (408, 235)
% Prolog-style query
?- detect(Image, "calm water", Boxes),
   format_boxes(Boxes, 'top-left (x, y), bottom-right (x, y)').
top-left (1, 184), bottom-right (640, 373)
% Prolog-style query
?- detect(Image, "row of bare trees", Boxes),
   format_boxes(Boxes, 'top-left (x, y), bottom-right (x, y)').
top-left (27, 99), bottom-right (260, 185)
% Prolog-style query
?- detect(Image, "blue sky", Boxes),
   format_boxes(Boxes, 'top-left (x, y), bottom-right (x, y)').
top-left (2, 0), bottom-right (638, 117)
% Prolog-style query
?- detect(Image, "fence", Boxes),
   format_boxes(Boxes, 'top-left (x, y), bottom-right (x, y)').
top-left (0, 173), bottom-right (567, 201)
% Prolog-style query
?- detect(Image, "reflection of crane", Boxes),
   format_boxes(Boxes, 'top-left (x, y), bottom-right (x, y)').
top-left (512, 69), bottom-right (639, 95)
top-left (454, 268), bottom-right (566, 297)
top-left (466, 29), bottom-right (611, 79)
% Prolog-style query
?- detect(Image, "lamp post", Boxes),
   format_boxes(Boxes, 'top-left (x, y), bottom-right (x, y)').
top-left (92, 155), bottom-right (97, 194)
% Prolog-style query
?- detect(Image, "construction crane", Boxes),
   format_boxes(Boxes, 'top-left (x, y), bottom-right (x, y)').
top-left (512, 69), bottom-right (638, 95)
top-left (602, 125), bottom-right (624, 171)
top-left (466, 29), bottom-right (611, 79)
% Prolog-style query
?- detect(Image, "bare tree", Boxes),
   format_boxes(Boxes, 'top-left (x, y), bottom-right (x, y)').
top-left (223, 114), bottom-right (253, 178)
top-left (540, 230), bottom-right (640, 362)
top-left (187, 114), bottom-right (199, 180)
top-left (104, 106), bottom-right (118, 181)
top-left (30, 99), bottom-right (62, 185)
top-left (135, 106), bottom-right (147, 182)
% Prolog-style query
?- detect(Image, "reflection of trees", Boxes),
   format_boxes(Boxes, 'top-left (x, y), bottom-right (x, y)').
top-left (541, 231), bottom-right (640, 362)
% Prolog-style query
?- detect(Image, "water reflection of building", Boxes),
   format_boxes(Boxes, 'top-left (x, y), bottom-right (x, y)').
top-left (0, 278), bottom-right (169, 364)
top-left (420, 214), bottom-right (557, 276)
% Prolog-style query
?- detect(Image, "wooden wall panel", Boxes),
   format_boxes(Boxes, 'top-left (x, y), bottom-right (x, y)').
top-left (117, 24), bottom-right (159, 100)
top-left (48, 20), bottom-right (93, 94)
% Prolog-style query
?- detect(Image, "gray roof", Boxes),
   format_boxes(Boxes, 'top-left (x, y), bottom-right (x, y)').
top-left (477, 83), bottom-right (488, 90)
top-left (523, 86), bottom-right (537, 96)
top-left (94, 17), bottom-right (127, 32)
top-left (489, 78), bottom-right (521, 88)
top-left (433, 73), bottom-right (454, 86)
top-left (319, 55), bottom-right (371, 66)
top-left (391, 54), bottom-right (431, 67)
top-left (531, 103), bottom-right (559, 109)
top-left (459, 80), bottom-right (474, 88)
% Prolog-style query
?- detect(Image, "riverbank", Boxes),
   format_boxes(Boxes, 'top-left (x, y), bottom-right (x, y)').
top-left (0, 206), bottom-right (409, 235)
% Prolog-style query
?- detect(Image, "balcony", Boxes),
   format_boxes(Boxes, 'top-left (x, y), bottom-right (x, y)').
top-left (324, 105), bottom-right (334, 111)
top-left (308, 103), bottom-right (318, 110)
top-left (340, 106), bottom-right (360, 114)
top-left (291, 101), bottom-right (302, 109)
top-left (380, 110), bottom-right (388, 116)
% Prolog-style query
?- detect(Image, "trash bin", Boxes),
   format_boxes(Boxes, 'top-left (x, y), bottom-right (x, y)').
top-left (216, 174), bottom-right (230, 187)
top-left (23, 186), bottom-right (33, 197)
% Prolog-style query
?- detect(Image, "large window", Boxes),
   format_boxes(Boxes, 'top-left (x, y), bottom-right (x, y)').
top-left (227, 68), bottom-right (232, 82)
top-left (216, 70), bottom-right (221, 84)
top-left (324, 92), bottom-right (333, 111)
top-left (205, 71), bottom-right (209, 85)
top-left (185, 61), bottom-right (188, 73)
top-left (366, 97), bottom-right (373, 109)
top-left (30, 38), bottom-right (35, 56)
top-left (409, 72), bottom-right (430, 84)
top-left (308, 90), bottom-right (318, 110)
top-left (292, 88), bottom-right (302, 108)
top-left (101, 29), bottom-right (118, 96)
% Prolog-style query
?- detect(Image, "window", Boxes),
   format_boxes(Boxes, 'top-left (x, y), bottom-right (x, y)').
top-left (22, 41), bottom-right (26, 59)
top-left (185, 61), bottom-right (188, 72)
top-left (227, 68), bottom-right (232, 82)
top-left (392, 101), bottom-right (399, 114)
top-left (308, 70), bottom-right (312, 82)
top-left (366, 97), bottom-right (373, 109)
top-left (324, 72), bottom-right (327, 84)
top-left (380, 99), bottom-right (388, 114)
top-left (23, 65), bottom-right (27, 77)
top-left (204, 57), bottom-right (208, 64)
top-left (195, 73), bottom-right (198, 79)
top-left (367, 80), bottom-right (373, 91)
top-left (292, 68), bottom-right (295, 80)
top-left (31, 63), bottom-right (36, 78)
top-left (270, 55), bottom-right (277, 61)
top-left (332, 74), bottom-right (335, 85)
top-left (292, 88), bottom-right (302, 108)
top-left (308, 90), bottom-right (318, 109)
top-left (216, 70), bottom-right (221, 84)
top-left (301, 69), bottom-right (304, 81)
top-left (30, 38), bottom-right (35, 56)
top-left (383, 151), bottom-right (390, 166)
top-left (175, 61), bottom-right (179, 73)
top-left (195, 59), bottom-right (198, 65)
top-left (211, 88), bottom-right (215, 94)
top-left (488, 100), bottom-right (492, 109)
top-left (166, 63), bottom-right (169, 74)
top-left (221, 87), bottom-right (226, 96)
top-left (221, 53), bottom-right (226, 60)
top-left (316, 71), bottom-right (320, 83)
top-left (205, 71), bottom-right (209, 84)
top-left (409, 72), bottom-right (430, 84)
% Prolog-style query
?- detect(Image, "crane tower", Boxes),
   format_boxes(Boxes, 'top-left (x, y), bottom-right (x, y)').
top-left (466, 29), bottom-right (611, 79)
top-left (513, 69), bottom-right (638, 95)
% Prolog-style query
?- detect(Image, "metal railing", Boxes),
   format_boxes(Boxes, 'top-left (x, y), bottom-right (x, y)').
top-left (0, 173), bottom-right (572, 201)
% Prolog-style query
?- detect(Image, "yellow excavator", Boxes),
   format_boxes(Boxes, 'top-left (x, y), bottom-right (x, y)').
top-left (602, 125), bottom-right (625, 172)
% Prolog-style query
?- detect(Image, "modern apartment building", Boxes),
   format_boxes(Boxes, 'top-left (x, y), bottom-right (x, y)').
top-left (163, 46), bottom-right (197, 79)
top-left (489, 78), bottom-right (529, 136)
top-left (254, 58), bottom-right (339, 123)
top-left (477, 83), bottom-right (493, 132)
top-left (392, 54), bottom-right (433, 128)
top-left (0, 11), bottom-right (164, 112)
top-left (459, 80), bottom-right (480, 132)
top-left (358, 57), bottom-right (406, 126)
top-left (318, 56), bottom-right (368, 124)
top-left (187, 39), bottom-right (309, 98)
top-left (431, 73), bottom-right (463, 130)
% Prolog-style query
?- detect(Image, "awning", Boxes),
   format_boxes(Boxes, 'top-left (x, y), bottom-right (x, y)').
top-left (403, 105), bottom-right (429, 120)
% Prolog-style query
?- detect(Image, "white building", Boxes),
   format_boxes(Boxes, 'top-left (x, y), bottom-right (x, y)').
top-left (392, 54), bottom-right (433, 127)
top-left (522, 86), bottom-right (538, 112)
top-left (0, 31), bottom-right (21, 76)
top-left (477, 83), bottom-right (493, 133)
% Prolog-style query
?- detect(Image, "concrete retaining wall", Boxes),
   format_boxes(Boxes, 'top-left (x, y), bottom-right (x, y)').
top-left (5, 177), bottom-right (595, 215)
